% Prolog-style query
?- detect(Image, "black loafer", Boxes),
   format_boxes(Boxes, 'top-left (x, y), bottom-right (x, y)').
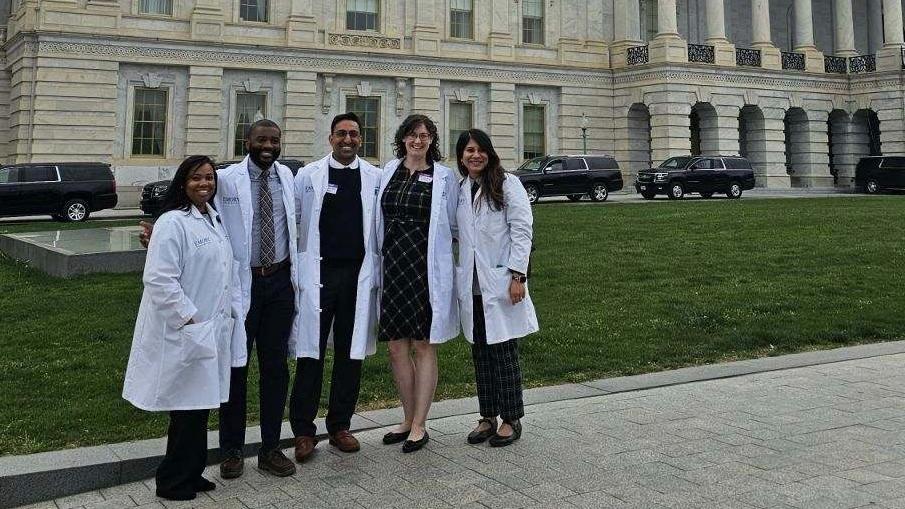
top-left (156, 487), bottom-right (196, 501)
top-left (467, 418), bottom-right (497, 444)
top-left (192, 477), bottom-right (216, 492)
top-left (489, 420), bottom-right (522, 447)
top-left (382, 429), bottom-right (411, 445)
top-left (402, 431), bottom-right (429, 453)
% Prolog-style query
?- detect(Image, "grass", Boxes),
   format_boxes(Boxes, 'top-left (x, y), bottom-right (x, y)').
top-left (1, 197), bottom-right (904, 455)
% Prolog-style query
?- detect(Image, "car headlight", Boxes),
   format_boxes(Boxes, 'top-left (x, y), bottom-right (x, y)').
top-left (654, 172), bottom-right (668, 182)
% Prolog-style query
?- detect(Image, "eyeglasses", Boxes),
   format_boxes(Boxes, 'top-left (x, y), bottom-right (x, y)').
top-left (333, 130), bottom-right (360, 139)
top-left (405, 133), bottom-right (432, 142)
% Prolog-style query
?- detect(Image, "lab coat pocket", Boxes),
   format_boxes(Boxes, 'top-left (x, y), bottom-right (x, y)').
top-left (486, 266), bottom-right (512, 301)
top-left (179, 319), bottom-right (218, 362)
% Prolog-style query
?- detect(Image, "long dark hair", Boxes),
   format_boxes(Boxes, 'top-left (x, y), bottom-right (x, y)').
top-left (455, 129), bottom-right (505, 211)
top-left (393, 114), bottom-right (442, 162)
top-left (159, 155), bottom-right (217, 215)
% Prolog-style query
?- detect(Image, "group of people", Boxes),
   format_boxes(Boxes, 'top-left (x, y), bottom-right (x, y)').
top-left (122, 113), bottom-right (539, 501)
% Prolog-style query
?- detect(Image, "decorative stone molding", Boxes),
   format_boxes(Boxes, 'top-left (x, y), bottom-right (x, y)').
top-left (527, 92), bottom-right (542, 105)
top-left (322, 73), bottom-right (334, 114)
top-left (327, 33), bottom-right (402, 50)
top-left (242, 78), bottom-right (262, 93)
top-left (140, 72), bottom-right (163, 88)
top-left (395, 78), bottom-right (407, 116)
top-left (453, 87), bottom-right (471, 103)
top-left (356, 81), bottom-right (373, 97)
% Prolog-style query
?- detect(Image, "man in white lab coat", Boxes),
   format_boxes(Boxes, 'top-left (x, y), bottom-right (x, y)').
top-left (289, 112), bottom-right (381, 461)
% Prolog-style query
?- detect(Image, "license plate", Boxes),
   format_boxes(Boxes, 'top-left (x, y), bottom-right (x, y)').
top-left (640, 185), bottom-right (647, 190)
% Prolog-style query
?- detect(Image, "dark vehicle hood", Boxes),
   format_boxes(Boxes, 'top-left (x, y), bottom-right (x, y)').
top-left (144, 179), bottom-right (171, 189)
top-left (511, 169), bottom-right (541, 178)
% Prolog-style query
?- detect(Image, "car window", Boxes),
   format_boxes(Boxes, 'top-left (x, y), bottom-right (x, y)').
top-left (0, 167), bottom-right (16, 184)
top-left (724, 158), bottom-right (751, 169)
top-left (689, 159), bottom-right (711, 170)
top-left (710, 158), bottom-right (725, 169)
top-left (546, 160), bottom-right (564, 172)
top-left (882, 157), bottom-right (905, 168)
top-left (20, 166), bottom-right (58, 183)
top-left (564, 158), bottom-right (588, 171)
top-left (587, 157), bottom-right (619, 169)
top-left (60, 165), bottom-right (112, 181)
top-left (660, 157), bottom-right (691, 169)
top-left (518, 157), bottom-right (545, 171)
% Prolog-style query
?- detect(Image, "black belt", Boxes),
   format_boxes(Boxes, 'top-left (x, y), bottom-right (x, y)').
top-left (251, 258), bottom-right (290, 277)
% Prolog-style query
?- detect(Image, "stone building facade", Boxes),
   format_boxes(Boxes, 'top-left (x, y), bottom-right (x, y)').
top-left (1, 0), bottom-right (903, 202)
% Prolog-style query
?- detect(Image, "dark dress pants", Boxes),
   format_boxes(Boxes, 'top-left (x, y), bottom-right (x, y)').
top-left (290, 260), bottom-right (363, 437)
top-left (219, 264), bottom-right (294, 455)
top-left (156, 409), bottom-right (210, 492)
top-left (471, 295), bottom-right (525, 422)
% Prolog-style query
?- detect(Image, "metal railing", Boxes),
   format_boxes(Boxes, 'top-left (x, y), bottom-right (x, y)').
top-left (781, 51), bottom-right (806, 70)
top-left (688, 44), bottom-right (715, 64)
top-left (849, 54), bottom-right (876, 73)
top-left (627, 45), bottom-right (649, 65)
top-left (824, 55), bottom-right (847, 74)
top-left (735, 47), bottom-right (762, 67)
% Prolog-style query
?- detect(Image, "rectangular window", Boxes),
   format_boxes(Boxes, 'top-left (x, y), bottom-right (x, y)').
top-left (522, 0), bottom-right (544, 45)
top-left (132, 88), bottom-right (167, 157)
top-left (234, 92), bottom-right (267, 157)
top-left (347, 96), bottom-right (380, 159)
top-left (448, 102), bottom-right (473, 158)
top-left (522, 105), bottom-right (545, 160)
top-left (347, 0), bottom-right (379, 31)
top-left (450, 0), bottom-right (473, 39)
top-left (239, 0), bottom-right (268, 22)
top-left (139, 0), bottom-right (171, 15)
top-left (21, 166), bottom-right (58, 183)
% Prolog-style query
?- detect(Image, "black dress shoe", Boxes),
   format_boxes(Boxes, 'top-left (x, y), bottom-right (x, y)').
top-left (192, 477), bottom-right (216, 492)
top-left (382, 429), bottom-right (411, 445)
top-left (402, 431), bottom-right (429, 453)
top-left (467, 418), bottom-right (497, 444)
top-left (489, 420), bottom-right (522, 447)
top-left (156, 487), bottom-right (196, 501)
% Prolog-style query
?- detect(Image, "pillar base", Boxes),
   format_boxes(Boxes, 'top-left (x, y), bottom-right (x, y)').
top-left (709, 41), bottom-right (736, 66)
top-left (759, 171), bottom-right (792, 188)
top-left (559, 38), bottom-right (610, 68)
top-left (790, 175), bottom-right (834, 188)
top-left (648, 37), bottom-right (688, 64)
top-left (412, 25), bottom-right (441, 55)
top-left (609, 40), bottom-right (643, 68)
top-left (795, 47), bottom-right (825, 73)
top-left (286, 15), bottom-right (318, 45)
top-left (487, 32), bottom-right (515, 61)
top-left (755, 45), bottom-right (782, 70)
top-left (876, 45), bottom-right (905, 71)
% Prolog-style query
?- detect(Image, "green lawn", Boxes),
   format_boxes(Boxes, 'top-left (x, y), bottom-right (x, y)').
top-left (1, 197), bottom-right (903, 456)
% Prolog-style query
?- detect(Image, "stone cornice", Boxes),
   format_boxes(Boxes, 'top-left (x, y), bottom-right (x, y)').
top-left (613, 68), bottom-right (854, 92)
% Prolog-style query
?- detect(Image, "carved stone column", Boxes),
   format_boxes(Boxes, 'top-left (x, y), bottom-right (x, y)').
top-left (704, 0), bottom-right (735, 66)
top-left (191, 0), bottom-right (224, 42)
top-left (282, 71), bottom-right (317, 162)
top-left (792, 0), bottom-right (824, 71)
top-left (868, 0), bottom-right (884, 53)
top-left (832, 0), bottom-right (856, 57)
top-left (185, 67), bottom-right (224, 157)
top-left (411, 78), bottom-right (441, 120)
top-left (611, 0), bottom-right (643, 68)
top-left (287, 0), bottom-right (318, 45)
top-left (877, 0), bottom-right (905, 70)
top-left (488, 83), bottom-right (516, 169)
top-left (412, 0), bottom-right (441, 55)
top-left (759, 108), bottom-right (792, 188)
top-left (648, 0), bottom-right (688, 63)
top-left (751, 0), bottom-right (781, 69)
top-left (487, 0), bottom-right (514, 60)
top-left (649, 99), bottom-right (693, 166)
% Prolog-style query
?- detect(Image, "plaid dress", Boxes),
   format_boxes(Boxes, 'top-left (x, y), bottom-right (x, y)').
top-left (378, 164), bottom-right (434, 341)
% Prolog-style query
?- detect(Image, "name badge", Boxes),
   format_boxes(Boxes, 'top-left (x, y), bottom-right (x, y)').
top-left (418, 174), bottom-right (433, 184)
top-left (326, 183), bottom-right (339, 194)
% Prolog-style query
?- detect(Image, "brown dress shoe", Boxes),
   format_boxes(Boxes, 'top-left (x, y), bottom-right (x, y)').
top-left (257, 449), bottom-right (296, 477)
top-left (294, 436), bottom-right (318, 462)
top-left (219, 452), bottom-right (244, 479)
top-left (328, 430), bottom-right (361, 453)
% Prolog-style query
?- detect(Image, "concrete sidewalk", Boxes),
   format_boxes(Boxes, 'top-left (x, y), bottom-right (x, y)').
top-left (10, 340), bottom-right (905, 509)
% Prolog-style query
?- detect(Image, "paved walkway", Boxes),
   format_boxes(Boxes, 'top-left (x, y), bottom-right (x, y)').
top-left (20, 351), bottom-right (905, 509)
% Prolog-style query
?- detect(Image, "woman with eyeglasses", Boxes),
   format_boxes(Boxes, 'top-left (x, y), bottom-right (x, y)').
top-left (375, 114), bottom-right (459, 453)
top-left (454, 129), bottom-right (537, 447)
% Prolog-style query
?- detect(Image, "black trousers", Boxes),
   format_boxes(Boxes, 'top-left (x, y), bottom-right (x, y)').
top-left (219, 263), bottom-right (294, 455)
top-left (156, 409), bottom-right (210, 492)
top-left (471, 295), bottom-right (525, 422)
top-left (290, 260), bottom-right (363, 437)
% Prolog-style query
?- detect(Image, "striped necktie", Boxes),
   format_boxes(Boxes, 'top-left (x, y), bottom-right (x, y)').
top-left (259, 167), bottom-right (275, 267)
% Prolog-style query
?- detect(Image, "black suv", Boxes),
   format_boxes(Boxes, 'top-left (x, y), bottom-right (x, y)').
top-left (855, 156), bottom-right (905, 194)
top-left (513, 155), bottom-right (624, 204)
top-left (0, 162), bottom-right (117, 221)
top-left (634, 156), bottom-right (756, 200)
top-left (140, 158), bottom-right (304, 216)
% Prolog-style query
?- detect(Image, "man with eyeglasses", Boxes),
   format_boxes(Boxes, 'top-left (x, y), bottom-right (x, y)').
top-left (289, 112), bottom-right (382, 461)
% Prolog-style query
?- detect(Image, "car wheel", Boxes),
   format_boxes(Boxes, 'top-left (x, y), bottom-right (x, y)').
top-left (667, 182), bottom-right (685, 200)
top-left (641, 192), bottom-right (656, 200)
top-left (589, 183), bottom-right (609, 202)
top-left (524, 184), bottom-right (539, 205)
top-left (727, 181), bottom-right (743, 199)
top-left (700, 192), bottom-right (714, 199)
top-left (62, 198), bottom-right (90, 222)
top-left (566, 194), bottom-right (583, 202)
top-left (865, 178), bottom-right (881, 194)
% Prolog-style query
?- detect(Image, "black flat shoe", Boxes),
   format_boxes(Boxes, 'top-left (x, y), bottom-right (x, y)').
top-left (156, 487), bottom-right (196, 501)
top-left (192, 477), bottom-right (216, 492)
top-left (467, 418), bottom-right (497, 444)
top-left (489, 420), bottom-right (522, 448)
top-left (382, 429), bottom-right (411, 445)
top-left (402, 431), bottom-right (429, 453)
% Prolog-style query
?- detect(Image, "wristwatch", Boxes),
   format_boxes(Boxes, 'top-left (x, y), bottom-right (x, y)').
top-left (510, 273), bottom-right (527, 283)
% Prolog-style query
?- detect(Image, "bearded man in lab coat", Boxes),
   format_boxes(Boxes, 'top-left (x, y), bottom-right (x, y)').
top-left (288, 112), bottom-right (381, 461)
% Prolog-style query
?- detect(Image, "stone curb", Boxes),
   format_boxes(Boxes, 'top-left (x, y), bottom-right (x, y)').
top-left (3, 340), bottom-right (905, 509)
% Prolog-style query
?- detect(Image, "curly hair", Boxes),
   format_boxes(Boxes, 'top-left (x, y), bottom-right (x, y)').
top-left (160, 155), bottom-right (218, 215)
top-left (393, 114), bottom-right (442, 162)
top-left (455, 129), bottom-right (505, 211)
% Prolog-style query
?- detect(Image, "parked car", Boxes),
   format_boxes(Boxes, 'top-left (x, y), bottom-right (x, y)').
top-left (634, 155), bottom-right (756, 200)
top-left (0, 162), bottom-right (117, 221)
top-left (513, 154), bottom-right (623, 204)
top-left (855, 156), bottom-right (905, 194)
top-left (140, 158), bottom-right (304, 216)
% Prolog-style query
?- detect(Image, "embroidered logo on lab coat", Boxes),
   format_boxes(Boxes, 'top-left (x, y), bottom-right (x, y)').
top-left (193, 237), bottom-right (212, 248)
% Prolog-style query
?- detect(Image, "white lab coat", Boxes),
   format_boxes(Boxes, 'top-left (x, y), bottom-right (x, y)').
top-left (375, 159), bottom-right (459, 343)
top-left (123, 204), bottom-right (245, 411)
top-left (456, 174), bottom-right (539, 344)
top-left (214, 156), bottom-right (301, 355)
top-left (293, 154), bottom-right (381, 360)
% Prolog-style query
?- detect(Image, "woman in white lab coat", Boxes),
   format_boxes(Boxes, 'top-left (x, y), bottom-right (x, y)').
top-left (454, 129), bottom-right (538, 447)
top-left (376, 114), bottom-right (459, 453)
top-left (123, 155), bottom-right (244, 501)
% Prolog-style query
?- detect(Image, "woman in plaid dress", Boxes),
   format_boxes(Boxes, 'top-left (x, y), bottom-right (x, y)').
top-left (454, 129), bottom-right (538, 447)
top-left (375, 114), bottom-right (459, 453)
